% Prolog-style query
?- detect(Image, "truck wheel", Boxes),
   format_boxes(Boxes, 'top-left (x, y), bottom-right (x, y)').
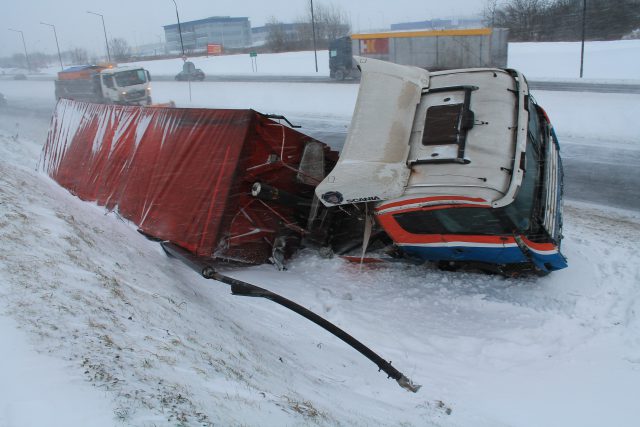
top-left (335, 70), bottom-right (345, 81)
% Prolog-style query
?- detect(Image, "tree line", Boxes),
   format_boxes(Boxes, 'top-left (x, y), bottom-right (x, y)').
top-left (0, 37), bottom-right (136, 70)
top-left (265, 2), bottom-right (350, 52)
top-left (486, 0), bottom-right (640, 41)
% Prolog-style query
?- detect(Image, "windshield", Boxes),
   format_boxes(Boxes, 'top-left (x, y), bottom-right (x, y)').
top-left (114, 70), bottom-right (147, 87)
top-left (394, 109), bottom-right (544, 236)
top-left (394, 206), bottom-right (512, 235)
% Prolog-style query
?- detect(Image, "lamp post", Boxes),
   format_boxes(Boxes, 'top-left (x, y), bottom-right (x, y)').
top-left (310, 0), bottom-right (318, 72)
top-left (8, 28), bottom-right (31, 72)
top-left (87, 11), bottom-right (111, 63)
top-left (40, 22), bottom-right (63, 70)
top-left (171, 0), bottom-right (186, 59)
top-left (579, 0), bottom-right (587, 78)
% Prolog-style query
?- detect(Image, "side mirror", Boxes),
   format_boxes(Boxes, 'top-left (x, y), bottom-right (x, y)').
top-left (146, 70), bottom-right (152, 82)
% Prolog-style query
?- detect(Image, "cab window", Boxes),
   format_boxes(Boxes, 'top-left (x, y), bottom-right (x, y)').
top-left (102, 75), bottom-right (114, 89)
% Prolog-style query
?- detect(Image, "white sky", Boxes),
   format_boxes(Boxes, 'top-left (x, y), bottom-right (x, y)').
top-left (0, 0), bottom-right (485, 58)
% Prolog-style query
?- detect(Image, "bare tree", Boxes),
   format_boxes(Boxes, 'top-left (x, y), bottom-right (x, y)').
top-left (69, 48), bottom-right (89, 65)
top-left (493, 0), bottom-right (640, 41)
top-left (482, 0), bottom-right (500, 27)
top-left (110, 38), bottom-right (131, 62)
top-left (296, 2), bottom-right (350, 49)
top-left (265, 17), bottom-right (295, 52)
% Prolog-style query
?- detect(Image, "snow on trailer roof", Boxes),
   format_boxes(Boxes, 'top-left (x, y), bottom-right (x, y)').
top-left (101, 65), bottom-right (146, 74)
top-left (59, 65), bottom-right (105, 73)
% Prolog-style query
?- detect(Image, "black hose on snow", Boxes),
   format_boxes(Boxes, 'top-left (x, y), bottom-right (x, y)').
top-left (161, 241), bottom-right (421, 393)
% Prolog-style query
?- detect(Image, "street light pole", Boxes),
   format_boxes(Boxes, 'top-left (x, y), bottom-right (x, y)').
top-left (171, 0), bottom-right (186, 60)
top-left (87, 11), bottom-right (111, 63)
top-left (310, 0), bottom-right (318, 72)
top-left (579, 0), bottom-right (587, 78)
top-left (40, 22), bottom-right (64, 70)
top-left (8, 28), bottom-right (31, 72)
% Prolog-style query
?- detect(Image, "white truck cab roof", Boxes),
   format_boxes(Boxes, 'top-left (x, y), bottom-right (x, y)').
top-left (316, 57), bottom-right (528, 209)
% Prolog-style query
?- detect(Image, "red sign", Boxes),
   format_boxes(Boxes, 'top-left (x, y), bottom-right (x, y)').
top-left (207, 43), bottom-right (223, 56)
top-left (361, 38), bottom-right (389, 55)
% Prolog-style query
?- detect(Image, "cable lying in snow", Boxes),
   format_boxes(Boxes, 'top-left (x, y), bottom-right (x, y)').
top-left (161, 242), bottom-right (421, 393)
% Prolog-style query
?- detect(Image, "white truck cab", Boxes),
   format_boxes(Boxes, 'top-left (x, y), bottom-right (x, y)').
top-left (316, 57), bottom-right (567, 274)
top-left (99, 66), bottom-right (152, 105)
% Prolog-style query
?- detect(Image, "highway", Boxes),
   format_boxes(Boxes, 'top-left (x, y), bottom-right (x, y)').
top-left (16, 73), bottom-right (640, 94)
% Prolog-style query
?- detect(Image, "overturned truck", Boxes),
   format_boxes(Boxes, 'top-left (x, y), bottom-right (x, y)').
top-left (42, 58), bottom-right (567, 274)
top-left (40, 57), bottom-right (567, 391)
top-left (318, 57), bottom-right (567, 274)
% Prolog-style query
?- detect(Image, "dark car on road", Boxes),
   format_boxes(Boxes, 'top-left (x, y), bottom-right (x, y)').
top-left (175, 61), bottom-right (205, 81)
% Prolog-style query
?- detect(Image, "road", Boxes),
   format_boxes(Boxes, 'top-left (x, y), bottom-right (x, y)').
top-left (0, 79), bottom-right (638, 212)
top-left (14, 74), bottom-right (640, 94)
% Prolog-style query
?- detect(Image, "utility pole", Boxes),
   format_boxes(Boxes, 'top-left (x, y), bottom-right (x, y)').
top-left (40, 22), bottom-right (64, 70)
top-left (87, 11), bottom-right (111, 63)
top-left (171, 0), bottom-right (186, 60)
top-left (310, 0), bottom-right (318, 72)
top-left (8, 28), bottom-right (31, 72)
top-left (580, 0), bottom-right (587, 78)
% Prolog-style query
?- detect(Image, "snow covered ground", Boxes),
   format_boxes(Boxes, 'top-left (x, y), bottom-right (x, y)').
top-left (508, 39), bottom-right (640, 80)
top-left (1, 125), bottom-right (639, 426)
top-left (1, 43), bottom-right (639, 426)
top-left (18, 39), bottom-right (640, 81)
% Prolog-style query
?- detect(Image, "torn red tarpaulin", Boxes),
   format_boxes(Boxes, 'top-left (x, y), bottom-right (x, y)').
top-left (40, 99), bottom-right (336, 264)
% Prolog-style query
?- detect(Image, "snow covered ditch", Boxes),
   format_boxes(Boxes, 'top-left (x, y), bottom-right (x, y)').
top-left (1, 114), bottom-right (640, 427)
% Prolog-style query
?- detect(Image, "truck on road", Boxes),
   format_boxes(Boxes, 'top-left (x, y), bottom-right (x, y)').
top-left (54, 65), bottom-right (152, 105)
top-left (330, 28), bottom-right (508, 80)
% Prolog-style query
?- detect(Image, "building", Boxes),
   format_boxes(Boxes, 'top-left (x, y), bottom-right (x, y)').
top-left (164, 16), bottom-right (252, 53)
top-left (251, 23), bottom-right (300, 47)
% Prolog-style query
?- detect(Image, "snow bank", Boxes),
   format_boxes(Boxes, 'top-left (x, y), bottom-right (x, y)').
top-left (1, 122), bottom-right (640, 425)
top-left (134, 50), bottom-right (330, 77)
top-left (509, 40), bottom-right (640, 80)
top-left (0, 316), bottom-right (116, 427)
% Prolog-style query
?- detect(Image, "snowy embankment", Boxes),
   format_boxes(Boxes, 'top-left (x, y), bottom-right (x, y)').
top-left (1, 127), bottom-right (640, 426)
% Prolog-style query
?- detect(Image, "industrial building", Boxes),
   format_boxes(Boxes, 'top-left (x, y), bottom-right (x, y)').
top-left (164, 16), bottom-right (252, 53)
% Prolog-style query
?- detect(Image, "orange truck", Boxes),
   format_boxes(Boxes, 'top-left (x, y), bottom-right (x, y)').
top-left (54, 65), bottom-right (152, 105)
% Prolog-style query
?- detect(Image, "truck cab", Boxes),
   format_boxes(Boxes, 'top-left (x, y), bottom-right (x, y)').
top-left (99, 66), bottom-right (152, 105)
top-left (316, 57), bottom-right (567, 274)
top-left (329, 37), bottom-right (358, 80)
top-left (55, 65), bottom-right (152, 106)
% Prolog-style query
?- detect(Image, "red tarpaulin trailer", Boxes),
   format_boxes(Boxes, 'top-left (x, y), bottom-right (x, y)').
top-left (40, 99), bottom-right (336, 264)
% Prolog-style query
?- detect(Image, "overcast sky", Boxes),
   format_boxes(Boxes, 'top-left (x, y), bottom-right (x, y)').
top-left (0, 0), bottom-right (486, 58)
